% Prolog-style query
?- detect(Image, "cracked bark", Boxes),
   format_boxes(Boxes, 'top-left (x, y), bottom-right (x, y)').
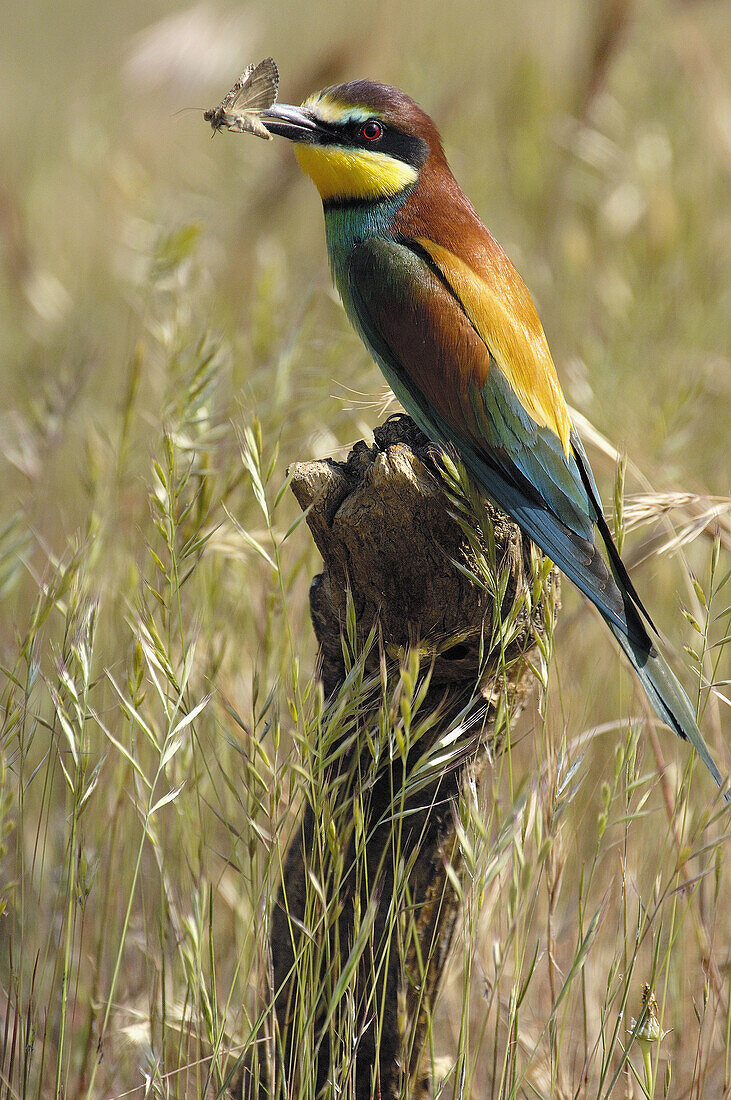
top-left (253, 415), bottom-right (558, 1099)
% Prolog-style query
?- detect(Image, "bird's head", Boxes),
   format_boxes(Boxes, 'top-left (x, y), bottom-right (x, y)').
top-left (260, 81), bottom-right (445, 204)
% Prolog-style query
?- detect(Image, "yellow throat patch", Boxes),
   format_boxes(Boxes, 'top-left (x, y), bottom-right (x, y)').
top-left (295, 144), bottom-right (418, 202)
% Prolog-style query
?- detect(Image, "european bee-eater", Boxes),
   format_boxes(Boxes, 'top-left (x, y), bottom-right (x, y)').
top-left (256, 81), bottom-right (727, 800)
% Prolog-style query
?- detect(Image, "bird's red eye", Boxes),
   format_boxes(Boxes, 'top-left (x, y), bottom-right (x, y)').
top-left (361, 120), bottom-right (383, 141)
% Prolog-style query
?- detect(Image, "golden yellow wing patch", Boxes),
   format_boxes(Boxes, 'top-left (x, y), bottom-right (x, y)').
top-left (416, 239), bottom-right (572, 454)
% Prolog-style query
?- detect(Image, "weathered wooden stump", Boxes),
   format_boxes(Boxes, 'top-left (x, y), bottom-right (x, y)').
top-left (262, 415), bottom-right (558, 1099)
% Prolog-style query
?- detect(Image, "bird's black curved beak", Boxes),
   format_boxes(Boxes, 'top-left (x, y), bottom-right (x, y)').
top-left (259, 103), bottom-right (323, 142)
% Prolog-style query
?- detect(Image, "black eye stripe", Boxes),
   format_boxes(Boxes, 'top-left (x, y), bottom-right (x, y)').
top-left (341, 118), bottom-right (382, 143)
top-left (308, 112), bottom-right (429, 169)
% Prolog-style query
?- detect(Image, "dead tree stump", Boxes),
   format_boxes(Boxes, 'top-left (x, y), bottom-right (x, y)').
top-left (267, 415), bottom-right (558, 1099)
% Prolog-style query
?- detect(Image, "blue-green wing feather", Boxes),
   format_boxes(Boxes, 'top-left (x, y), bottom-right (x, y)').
top-left (467, 363), bottom-right (595, 538)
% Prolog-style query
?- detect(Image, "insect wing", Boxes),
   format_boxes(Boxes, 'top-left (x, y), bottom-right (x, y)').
top-left (218, 64), bottom-right (253, 111)
top-left (228, 57), bottom-right (279, 114)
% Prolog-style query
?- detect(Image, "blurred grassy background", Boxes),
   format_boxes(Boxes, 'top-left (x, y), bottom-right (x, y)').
top-left (1, 0), bottom-right (730, 1095)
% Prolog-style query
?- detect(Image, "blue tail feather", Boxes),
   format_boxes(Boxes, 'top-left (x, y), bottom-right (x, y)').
top-left (457, 444), bottom-right (730, 804)
top-left (605, 614), bottom-right (729, 802)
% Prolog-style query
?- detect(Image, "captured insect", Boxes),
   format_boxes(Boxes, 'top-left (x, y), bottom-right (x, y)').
top-left (204, 57), bottom-right (279, 139)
